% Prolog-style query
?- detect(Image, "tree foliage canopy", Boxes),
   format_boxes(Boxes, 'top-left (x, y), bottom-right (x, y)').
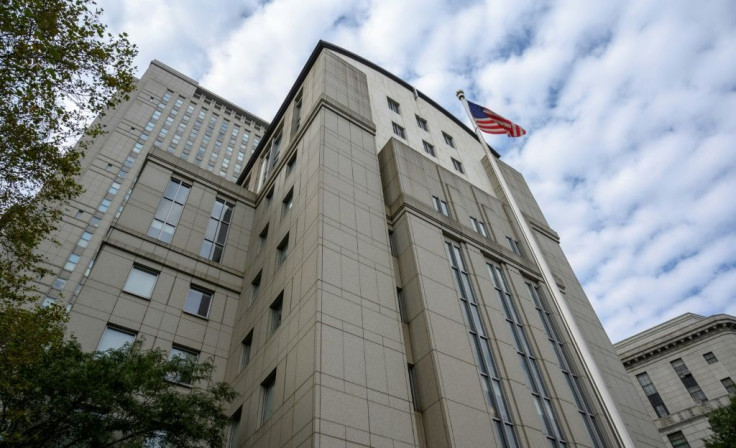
top-left (0, 306), bottom-right (238, 447)
top-left (0, 0), bottom-right (137, 303)
top-left (705, 396), bottom-right (736, 448)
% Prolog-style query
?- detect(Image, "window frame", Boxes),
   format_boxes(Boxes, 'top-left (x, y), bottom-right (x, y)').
top-left (97, 326), bottom-right (137, 352)
top-left (442, 132), bottom-right (455, 148)
top-left (183, 285), bottom-right (213, 319)
top-left (392, 122), bottom-right (406, 139)
top-left (416, 115), bottom-right (428, 131)
top-left (200, 197), bottom-right (234, 263)
top-left (422, 140), bottom-right (436, 157)
top-left (387, 97), bottom-right (400, 114)
top-left (122, 265), bottom-right (159, 299)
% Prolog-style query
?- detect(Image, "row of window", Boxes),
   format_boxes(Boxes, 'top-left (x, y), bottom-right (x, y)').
top-left (122, 265), bottom-right (214, 319)
top-left (146, 178), bottom-right (234, 263)
top-left (387, 97), bottom-right (465, 174)
top-left (430, 195), bottom-right (523, 255)
top-left (636, 353), bottom-right (735, 419)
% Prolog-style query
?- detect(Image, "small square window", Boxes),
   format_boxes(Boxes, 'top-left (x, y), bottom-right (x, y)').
top-left (722, 377), bottom-right (736, 395)
top-left (703, 352), bottom-right (718, 364)
top-left (451, 158), bottom-right (464, 174)
top-left (168, 346), bottom-right (199, 385)
top-left (392, 122), bottom-right (406, 139)
top-left (76, 209), bottom-right (85, 219)
top-left (422, 141), bottom-right (436, 157)
top-left (261, 370), bottom-right (277, 423)
top-left (64, 253), bottom-right (80, 271)
top-left (241, 331), bottom-right (253, 370)
top-left (416, 115), bottom-right (428, 131)
top-left (98, 199), bottom-right (111, 213)
top-left (442, 132), bottom-right (455, 148)
top-left (470, 217), bottom-right (488, 237)
top-left (123, 265), bottom-right (158, 299)
top-left (270, 292), bottom-right (284, 335)
top-left (52, 277), bottom-right (67, 290)
top-left (183, 286), bottom-right (213, 318)
top-left (506, 237), bottom-right (523, 256)
top-left (667, 431), bottom-right (691, 448)
top-left (277, 234), bottom-right (289, 267)
top-left (97, 326), bottom-right (136, 352)
top-left (387, 97), bottom-right (400, 114)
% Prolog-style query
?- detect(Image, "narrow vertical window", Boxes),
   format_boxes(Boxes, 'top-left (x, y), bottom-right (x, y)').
top-left (200, 198), bottom-right (234, 263)
top-left (527, 283), bottom-right (604, 447)
top-left (397, 288), bottom-right (408, 323)
top-left (259, 224), bottom-right (269, 250)
top-left (282, 188), bottom-right (294, 216)
top-left (270, 292), bottom-right (284, 335)
top-left (148, 178), bottom-right (191, 243)
top-left (671, 359), bottom-right (708, 403)
top-left (445, 242), bottom-right (518, 448)
top-left (261, 370), bottom-right (277, 423)
top-left (293, 91), bottom-right (303, 131)
top-left (228, 407), bottom-right (242, 448)
top-left (636, 372), bottom-right (670, 417)
top-left (506, 237), bottom-right (523, 256)
top-left (277, 234), bottom-right (289, 267)
top-left (432, 196), bottom-right (451, 217)
top-left (285, 152), bottom-right (297, 176)
top-left (250, 270), bottom-right (262, 304)
top-left (408, 364), bottom-right (420, 411)
top-left (388, 230), bottom-right (398, 256)
top-left (241, 331), bottom-right (253, 370)
top-left (489, 263), bottom-right (566, 446)
top-left (451, 157), bottom-right (464, 174)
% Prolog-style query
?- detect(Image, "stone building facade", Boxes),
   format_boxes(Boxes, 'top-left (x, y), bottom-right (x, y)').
top-left (33, 41), bottom-right (663, 447)
top-left (615, 313), bottom-right (736, 448)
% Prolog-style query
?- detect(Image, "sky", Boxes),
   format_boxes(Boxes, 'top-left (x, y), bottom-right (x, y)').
top-left (98, 0), bottom-right (736, 342)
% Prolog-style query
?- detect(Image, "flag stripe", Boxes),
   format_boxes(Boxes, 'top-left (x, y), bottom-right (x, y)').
top-left (467, 100), bottom-right (526, 137)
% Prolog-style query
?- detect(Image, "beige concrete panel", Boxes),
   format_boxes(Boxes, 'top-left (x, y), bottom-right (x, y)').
top-left (320, 386), bottom-right (370, 432)
top-left (434, 352), bottom-right (487, 412)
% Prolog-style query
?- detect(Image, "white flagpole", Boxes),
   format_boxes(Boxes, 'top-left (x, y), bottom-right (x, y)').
top-left (456, 90), bottom-right (636, 448)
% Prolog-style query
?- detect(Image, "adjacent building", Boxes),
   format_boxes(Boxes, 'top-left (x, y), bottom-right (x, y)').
top-left (615, 313), bottom-right (736, 448)
top-left (33, 41), bottom-right (663, 447)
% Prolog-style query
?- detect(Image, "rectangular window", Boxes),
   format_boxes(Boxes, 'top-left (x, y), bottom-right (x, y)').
top-left (200, 198), bottom-right (234, 263)
top-left (228, 408), bottom-right (242, 448)
top-left (77, 231), bottom-right (93, 248)
top-left (148, 178), bottom-right (191, 243)
top-left (408, 364), bottom-right (420, 411)
top-left (506, 237), bottom-right (523, 256)
top-left (416, 115), bottom-right (428, 131)
top-left (184, 286), bottom-right (213, 318)
top-left (470, 217), bottom-right (488, 237)
top-left (259, 224), bottom-right (269, 250)
top-left (293, 91), bottom-right (303, 131)
top-left (64, 253), bottom-right (80, 271)
top-left (387, 97), bottom-right (400, 113)
top-left (671, 358), bottom-right (708, 403)
top-left (636, 372), bottom-right (670, 417)
top-left (123, 265), bottom-right (158, 299)
top-left (250, 270), bottom-right (262, 304)
top-left (108, 182), bottom-right (121, 195)
top-left (282, 188), bottom-right (294, 216)
top-left (168, 346), bottom-right (199, 385)
top-left (397, 288), bottom-right (408, 323)
top-left (261, 370), bottom-right (276, 423)
top-left (422, 140), bottom-right (436, 157)
top-left (445, 242), bottom-right (519, 447)
top-left (97, 326), bottom-right (136, 352)
top-left (392, 122), bottom-right (406, 139)
top-left (722, 377), bottom-right (736, 395)
top-left (52, 277), bottom-right (67, 290)
top-left (277, 234), bottom-right (289, 267)
top-left (667, 432), bottom-right (691, 448)
top-left (285, 152), bottom-right (297, 176)
top-left (442, 132), bottom-right (455, 148)
top-left (270, 292), bottom-right (284, 335)
top-left (451, 157), bottom-right (464, 174)
top-left (388, 230), bottom-right (398, 257)
top-left (703, 352), bottom-right (718, 364)
top-left (98, 199), bottom-right (111, 213)
top-left (432, 195), bottom-right (450, 217)
top-left (241, 331), bottom-right (253, 370)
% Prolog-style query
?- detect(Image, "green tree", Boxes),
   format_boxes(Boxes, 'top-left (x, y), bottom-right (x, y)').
top-left (0, 306), bottom-right (238, 447)
top-left (705, 396), bottom-right (736, 448)
top-left (0, 0), bottom-right (137, 304)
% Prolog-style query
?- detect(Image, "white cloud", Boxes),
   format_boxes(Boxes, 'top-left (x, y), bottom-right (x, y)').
top-left (102, 0), bottom-right (736, 342)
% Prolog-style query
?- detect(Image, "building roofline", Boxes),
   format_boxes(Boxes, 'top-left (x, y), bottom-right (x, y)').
top-left (615, 313), bottom-right (736, 368)
top-left (238, 40), bottom-right (500, 186)
top-left (149, 60), bottom-right (269, 128)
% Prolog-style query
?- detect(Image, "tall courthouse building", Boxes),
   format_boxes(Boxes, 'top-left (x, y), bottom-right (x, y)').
top-left (34, 42), bottom-right (663, 447)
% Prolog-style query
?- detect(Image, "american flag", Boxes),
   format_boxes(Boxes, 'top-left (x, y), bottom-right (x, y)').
top-left (467, 100), bottom-right (526, 137)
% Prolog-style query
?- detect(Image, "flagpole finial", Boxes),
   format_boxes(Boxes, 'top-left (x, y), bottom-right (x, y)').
top-left (456, 90), bottom-right (465, 99)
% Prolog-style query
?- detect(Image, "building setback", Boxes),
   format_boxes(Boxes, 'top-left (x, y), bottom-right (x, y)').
top-left (615, 313), bottom-right (736, 448)
top-left (33, 41), bottom-right (663, 447)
